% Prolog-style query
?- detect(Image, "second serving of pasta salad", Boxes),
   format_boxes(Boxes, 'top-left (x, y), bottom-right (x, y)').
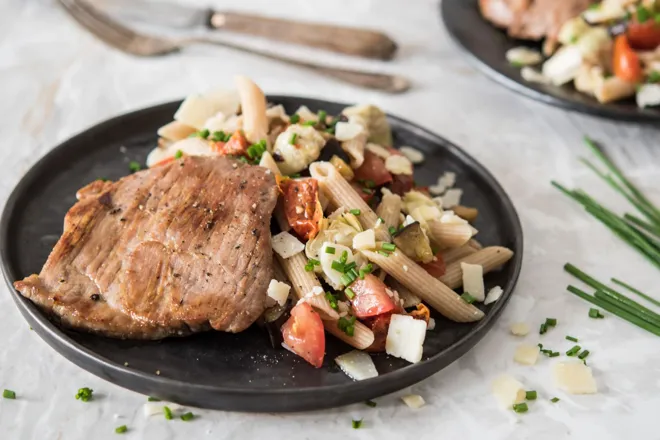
top-left (146, 76), bottom-right (514, 377)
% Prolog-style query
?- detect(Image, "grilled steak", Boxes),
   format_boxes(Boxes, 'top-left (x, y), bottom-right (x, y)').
top-left (15, 156), bottom-right (279, 339)
top-left (479, 0), bottom-right (591, 44)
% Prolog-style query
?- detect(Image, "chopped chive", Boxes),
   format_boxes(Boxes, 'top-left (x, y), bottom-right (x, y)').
top-left (75, 387), bottom-right (93, 402)
top-left (338, 316), bottom-right (356, 336)
top-left (317, 110), bottom-right (327, 122)
top-left (289, 114), bottom-right (300, 124)
top-left (565, 336), bottom-right (578, 342)
top-left (388, 226), bottom-right (397, 235)
top-left (344, 261), bottom-right (357, 272)
top-left (350, 209), bottom-right (361, 216)
top-left (303, 120), bottom-right (316, 126)
top-left (363, 180), bottom-right (376, 189)
top-left (578, 350), bottom-right (590, 360)
top-left (326, 292), bottom-right (339, 310)
top-left (548, 351), bottom-right (560, 358)
top-left (359, 264), bottom-right (373, 279)
top-left (211, 130), bottom-right (226, 142)
top-left (382, 243), bottom-right (396, 252)
top-left (196, 128), bottom-right (210, 139)
top-left (348, 267), bottom-right (359, 279)
top-left (331, 260), bottom-right (346, 273)
top-left (525, 390), bottom-right (537, 401)
top-left (537, 343), bottom-right (543, 350)
top-left (377, 250), bottom-right (390, 257)
top-left (539, 323), bottom-right (548, 335)
top-left (115, 425), bottom-right (128, 434)
top-left (461, 292), bottom-right (476, 304)
top-left (365, 400), bottom-right (377, 408)
top-left (512, 402), bottom-right (528, 413)
top-left (289, 133), bottom-right (298, 145)
top-left (566, 345), bottom-right (581, 356)
top-left (588, 308), bottom-right (603, 319)
top-left (3, 389), bottom-right (16, 399)
top-left (550, 397), bottom-right (560, 403)
top-left (340, 272), bottom-right (356, 286)
top-left (147, 396), bottom-right (160, 402)
top-left (128, 161), bottom-right (141, 173)
top-left (545, 318), bottom-right (557, 327)
top-left (352, 419), bottom-right (363, 429)
top-left (611, 278), bottom-right (660, 308)
top-left (345, 288), bottom-right (356, 299)
top-left (638, 5), bottom-right (651, 22)
top-left (362, 187), bottom-right (374, 195)
top-left (174, 149), bottom-right (183, 159)
top-left (163, 406), bottom-right (173, 420)
top-left (325, 246), bottom-right (336, 254)
top-left (305, 259), bottom-right (320, 272)
top-left (340, 250), bottom-right (348, 264)
top-left (180, 412), bottom-right (195, 421)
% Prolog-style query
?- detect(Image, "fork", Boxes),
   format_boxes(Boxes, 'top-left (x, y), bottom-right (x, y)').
top-left (56, 0), bottom-right (410, 94)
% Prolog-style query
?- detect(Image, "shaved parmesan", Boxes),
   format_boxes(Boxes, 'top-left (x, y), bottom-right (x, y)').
top-left (427, 318), bottom-right (436, 331)
top-left (353, 229), bottom-right (376, 251)
top-left (399, 146), bottom-right (425, 164)
top-left (386, 314), bottom-right (426, 363)
top-left (266, 104), bottom-right (290, 122)
top-left (509, 322), bottom-right (530, 336)
top-left (320, 242), bottom-right (355, 289)
top-left (514, 344), bottom-right (539, 365)
top-left (385, 155), bottom-right (413, 175)
top-left (461, 262), bottom-right (485, 301)
top-left (439, 211), bottom-right (468, 225)
top-left (174, 88), bottom-right (240, 130)
top-left (146, 137), bottom-right (214, 167)
top-left (267, 280), bottom-right (290, 306)
top-left (157, 121), bottom-right (197, 142)
top-left (492, 375), bottom-right (526, 409)
top-left (365, 143), bottom-right (392, 159)
top-left (506, 46), bottom-right (543, 66)
top-left (335, 350), bottom-right (378, 381)
top-left (484, 286), bottom-right (504, 305)
top-left (636, 84), bottom-right (660, 108)
top-left (401, 394), bottom-right (426, 409)
top-left (441, 188), bottom-right (463, 209)
top-left (294, 105), bottom-right (317, 122)
top-left (439, 172), bottom-right (456, 189)
top-left (553, 362), bottom-right (597, 394)
top-left (334, 122), bottom-right (364, 141)
top-left (521, 67), bottom-right (551, 84)
top-left (272, 232), bottom-right (305, 258)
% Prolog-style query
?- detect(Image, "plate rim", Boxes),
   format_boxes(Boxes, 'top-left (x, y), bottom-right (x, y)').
top-left (440, 0), bottom-right (660, 123)
top-left (0, 97), bottom-right (524, 410)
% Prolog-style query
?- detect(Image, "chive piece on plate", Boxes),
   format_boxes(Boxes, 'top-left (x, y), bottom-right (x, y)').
top-left (588, 308), bottom-right (602, 319)
top-left (545, 318), bottom-right (557, 327)
top-left (128, 161), bottom-right (141, 173)
top-left (340, 250), bottom-right (348, 264)
top-left (174, 150), bottom-right (183, 159)
top-left (461, 292), bottom-right (476, 304)
top-left (350, 209), bottom-right (361, 216)
top-left (147, 396), bottom-right (160, 402)
top-left (181, 412), bottom-right (195, 421)
top-left (289, 133), bottom-right (298, 145)
top-left (388, 226), bottom-right (397, 235)
top-left (566, 345), bottom-right (581, 356)
top-left (539, 323), bottom-right (548, 335)
top-left (512, 402), bottom-right (528, 413)
top-left (3, 389), bottom-right (16, 399)
top-left (525, 390), bottom-right (537, 401)
top-left (550, 397), bottom-right (560, 403)
top-left (382, 243), bottom-right (396, 252)
top-left (163, 406), bottom-right (173, 420)
top-left (289, 114), bottom-right (300, 124)
top-left (352, 419), bottom-right (363, 429)
top-left (578, 350), bottom-right (590, 360)
top-left (75, 387), bottom-right (93, 402)
top-left (377, 250), bottom-right (390, 257)
top-left (326, 246), bottom-right (336, 254)
top-left (115, 425), bottom-right (127, 434)
top-left (565, 336), bottom-right (578, 342)
top-left (365, 400), bottom-right (377, 408)
top-left (345, 288), bottom-right (356, 300)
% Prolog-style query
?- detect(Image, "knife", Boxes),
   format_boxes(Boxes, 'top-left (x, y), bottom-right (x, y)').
top-left (94, 0), bottom-right (398, 60)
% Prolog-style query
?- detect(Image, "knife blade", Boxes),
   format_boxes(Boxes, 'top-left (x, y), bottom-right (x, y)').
top-left (93, 0), bottom-right (398, 60)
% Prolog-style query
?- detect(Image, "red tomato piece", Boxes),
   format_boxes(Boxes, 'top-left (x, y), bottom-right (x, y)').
top-left (353, 150), bottom-right (392, 186)
top-left (363, 313), bottom-right (391, 352)
top-left (627, 20), bottom-right (660, 51)
top-left (389, 173), bottom-right (414, 196)
top-left (613, 35), bottom-right (643, 83)
top-left (420, 252), bottom-right (447, 278)
top-left (216, 131), bottom-right (249, 156)
top-left (279, 178), bottom-right (323, 241)
top-left (281, 302), bottom-right (325, 368)
top-left (349, 274), bottom-right (397, 319)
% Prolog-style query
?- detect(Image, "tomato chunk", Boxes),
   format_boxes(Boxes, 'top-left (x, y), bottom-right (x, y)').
top-left (353, 150), bottom-right (392, 187)
top-left (627, 20), bottom-right (660, 51)
top-left (281, 302), bottom-right (325, 368)
top-left (363, 312), bottom-right (391, 352)
top-left (389, 173), bottom-right (414, 196)
top-left (279, 178), bottom-right (323, 241)
top-left (349, 274), bottom-right (396, 319)
top-left (216, 131), bottom-right (249, 156)
top-left (420, 252), bottom-right (446, 278)
top-left (613, 35), bottom-right (643, 83)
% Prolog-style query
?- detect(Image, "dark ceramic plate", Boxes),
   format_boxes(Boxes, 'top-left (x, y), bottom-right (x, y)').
top-left (441, 0), bottom-right (660, 122)
top-left (0, 97), bottom-right (523, 412)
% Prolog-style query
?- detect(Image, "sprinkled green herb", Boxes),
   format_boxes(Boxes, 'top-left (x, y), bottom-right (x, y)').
top-left (163, 406), bottom-right (173, 420)
top-left (303, 120), bottom-right (316, 127)
top-left (461, 292), bottom-right (476, 304)
top-left (550, 397), bottom-right (560, 403)
top-left (305, 258), bottom-right (320, 272)
top-left (637, 5), bottom-right (651, 22)
top-left (326, 292), bottom-right (339, 310)
top-left (388, 226), bottom-right (397, 235)
top-left (359, 264), bottom-right (373, 279)
top-left (75, 387), bottom-right (93, 402)
top-left (326, 246), bottom-right (336, 254)
top-left (181, 412), bottom-right (195, 421)
top-left (211, 130), bottom-right (227, 142)
top-left (97, 177), bottom-right (109, 182)
top-left (566, 345), bottom-right (581, 356)
top-left (352, 419), bottom-right (363, 429)
top-left (565, 336), bottom-right (578, 342)
top-left (525, 390), bottom-right (537, 401)
top-left (377, 250), bottom-right (390, 257)
top-left (174, 150), bottom-right (183, 159)
top-left (512, 402), bottom-right (528, 413)
top-left (289, 133), bottom-right (298, 145)
top-left (289, 114), bottom-right (300, 124)
top-left (382, 243), bottom-right (396, 252)
top-left (362, 187), bottom-right (374, 195)
top-left (365, 400), bottom-right (377, 407)
top-left (332, 260), bottom-right (346, 273)
top-left (338, 316), bottom-right (357, 336)
top-left (196, 128), bottom-right (210, 139)
top-left (128, 161), bottom-right (141, 173)
top-left (578, 350), bottom-right (590, 360)
top-left (115, 425), bottom-right (127, 434)
top-left (589, 308), bottom-right (604, 319)
top-left (340, 250), bottom-right (348, 264)
top-left (545, 318), bottom-right (557, 327)
top-left (362, 180), bottom-right (376, 189)
top-left (648, 71), bottom-right (660, 83)
top-left (147, 397), bottom-right (161, 402)
top-left (350, 209), bottom-right (361, 216)
top-left (539, 323), bottom-right (548, 335)
top-left (317, 110), bottom-right (327, 122)
top-left (3, 389), bottom-right (16, 399)
top-left (345, 288), bottom-right (356, 299)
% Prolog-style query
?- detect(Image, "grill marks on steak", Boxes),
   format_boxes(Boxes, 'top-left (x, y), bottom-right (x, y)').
top-left (14, 156), bottom-right (279, 339)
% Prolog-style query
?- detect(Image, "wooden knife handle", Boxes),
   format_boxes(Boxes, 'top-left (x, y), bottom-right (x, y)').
top-left (209, 12), bottom-right (397, 61)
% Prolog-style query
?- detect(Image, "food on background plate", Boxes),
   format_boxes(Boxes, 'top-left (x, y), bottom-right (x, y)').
top-left (480, 0), bottom-right (660, 107)
top-left (15, 75), bottom-right (514, 375)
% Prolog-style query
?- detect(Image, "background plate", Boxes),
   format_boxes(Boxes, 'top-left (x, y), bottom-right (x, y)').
top-left (441, 0), bottom-right (660, 122)
top-left (0, 97), bottom-right (523, 412)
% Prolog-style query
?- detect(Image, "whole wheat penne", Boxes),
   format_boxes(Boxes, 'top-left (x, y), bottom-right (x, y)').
top-left (453, 205), bottom-right (479, 223)
top-left (157, 120), bottom-right (197, 142)
top-left (439, 246), bottom-right (514, 289)
top-left (376, 189), bottom-right (402, 230)
top-left (324, 319), bottom-right (375, 350)
top-left (388, 277), bottom-right (422, 308)
top-left (273, 257), bottom-right (289, 284)
top-left (341, 131), bottom-right (367, 168)
top-left (235, 75), bottom-right (268, 144)
top-left (275, 252), bottom-right (338, 320)
top-left (361, 249), bottom-right (484, 322)
top-left (441, 244), bottom-right (477, 265)
top-left (468, 239), bottom-right (483, 250)
top-left (309, 162), bottom-right (390, 241)
top-left (427, 220), bottom-right (474, 249)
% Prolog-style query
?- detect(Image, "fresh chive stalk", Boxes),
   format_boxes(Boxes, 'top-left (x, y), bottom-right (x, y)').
top-left (611, 278), bottom-right (660, 307)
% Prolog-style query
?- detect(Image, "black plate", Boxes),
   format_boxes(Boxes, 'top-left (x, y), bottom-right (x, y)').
top-left (441, 0), bottom-right (660, 122)
top-left (0, 97), bottom-right (523, 412)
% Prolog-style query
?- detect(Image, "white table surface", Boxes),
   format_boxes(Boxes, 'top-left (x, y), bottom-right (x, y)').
top-left (2, 0), bottom-right (660, 438)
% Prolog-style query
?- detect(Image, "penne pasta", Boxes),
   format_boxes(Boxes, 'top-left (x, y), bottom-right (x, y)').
top-left (341, 131), bottom-right (368, 168)
top-left (272, 257), bottom-right (289, 284)
top-left (439, 246), bottom-right (514, 289)
top-left (441, 244), bottom-right (477, 265)
top-left (324, 319), bottom-right (375, 350)
top-left (388, 277), bottom-right (422, 308)
top-left (468, 239), bottom-right (483, 250)
top-left (453, 205), bottom-right (479, 223)
top-left (361, 248), bottom-right (484, 322)
top-left (235, 75), bottom-right (269, 145)
top-left (309, 161), bottom-right (390, 241)
top-left (275, 252), bottom-right (338, 320)
top-left (427, 220), bottom-right (474, 249)
top-left (157, 120), bottom-right (197, 142)
top-left (376, 189), bottom-right (402, 231)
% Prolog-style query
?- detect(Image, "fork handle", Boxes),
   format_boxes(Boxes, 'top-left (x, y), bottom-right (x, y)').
top-left (209, 11), bottom-right (397, 61)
